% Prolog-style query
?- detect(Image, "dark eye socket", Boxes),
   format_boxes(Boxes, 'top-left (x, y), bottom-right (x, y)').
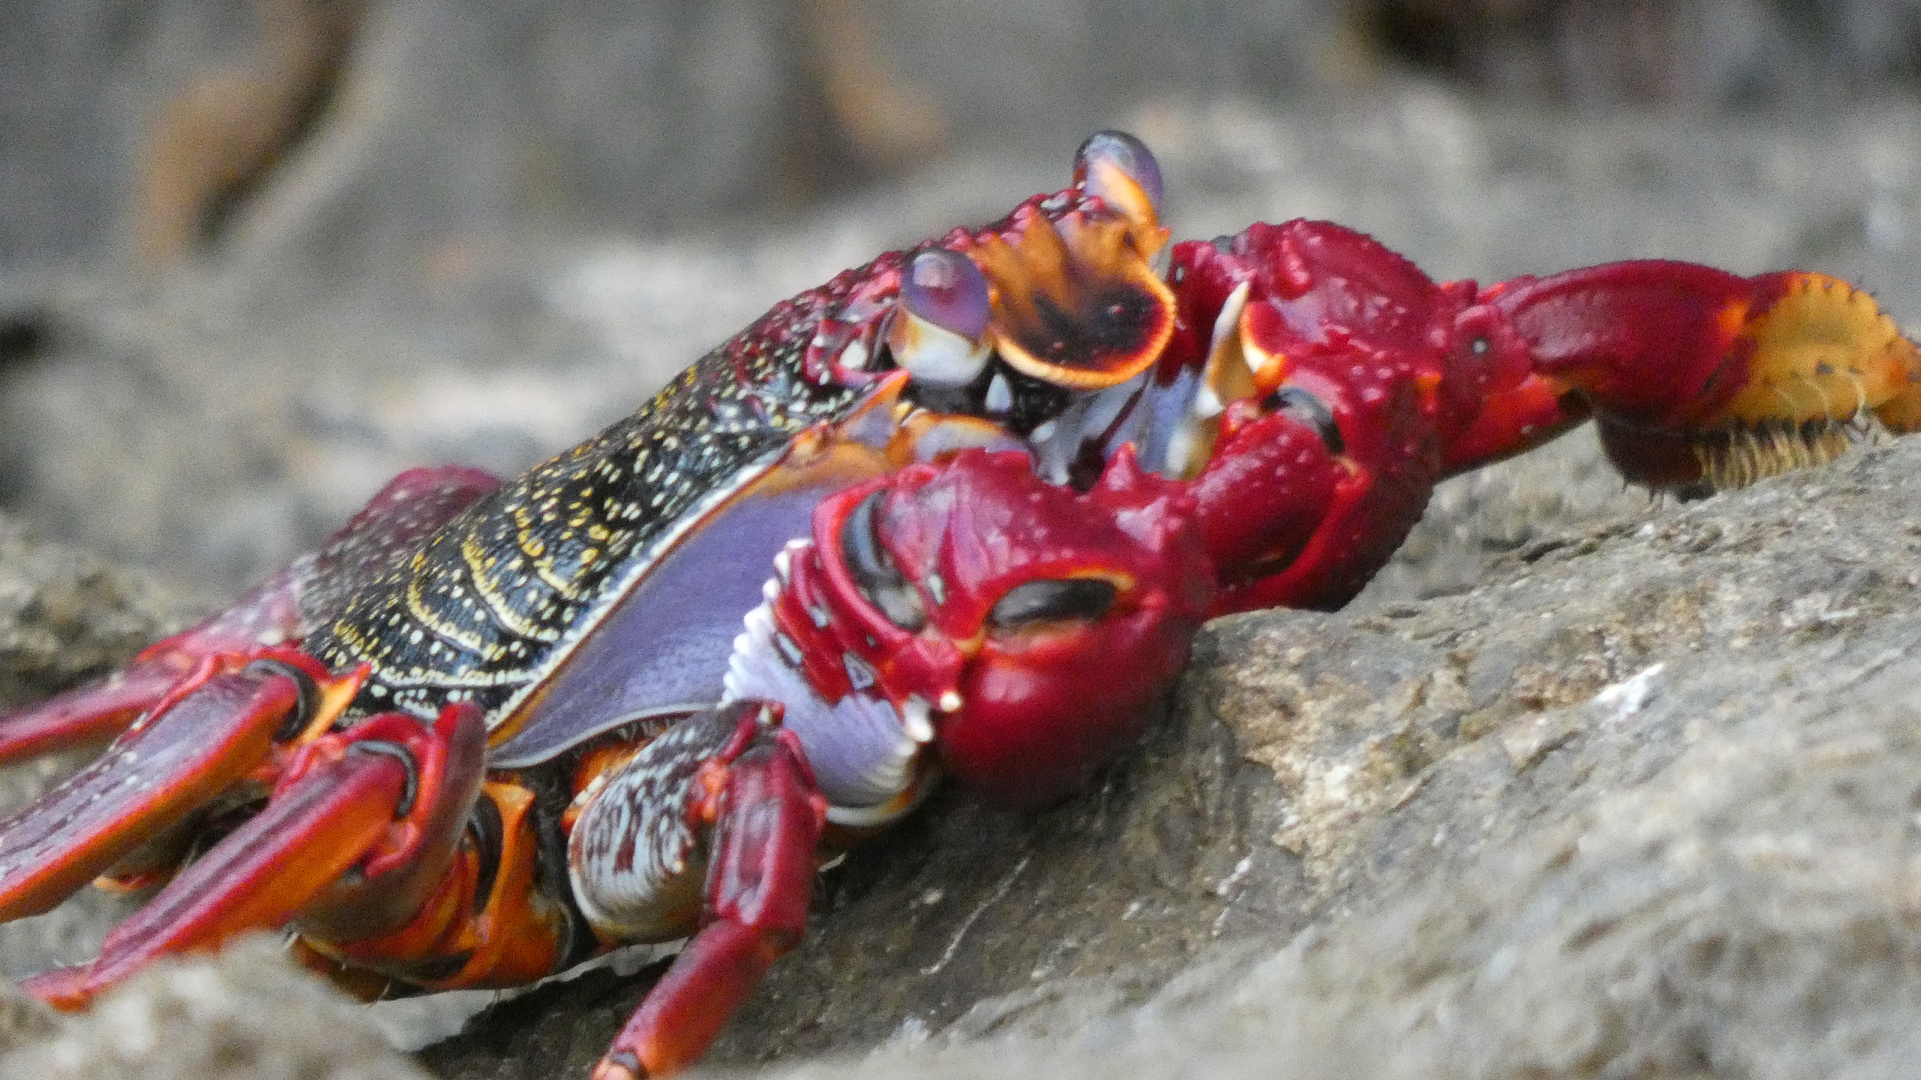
top-left (988, 578), bottom-right (1119, 630)
top-left (1260, 385), bottom-right (1344, 455)
top-left (840, 490), bottom-right (927, 631)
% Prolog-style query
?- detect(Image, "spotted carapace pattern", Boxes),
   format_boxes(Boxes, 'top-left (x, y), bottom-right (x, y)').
top-left (306, 302), bottom-right (873, 726)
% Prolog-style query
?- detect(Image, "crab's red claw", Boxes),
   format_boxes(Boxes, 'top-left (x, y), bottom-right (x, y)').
top-left (23, 702), bottom-right (485, 1010)
top-left (1190, 400), bottom-right (1370, 613)
top-left (1454, 262), bottom-right (1921, 488)
top-left (756, 448), bottom-right (1214, 810)
top-left (934, 452), bottom-right (1213, 806)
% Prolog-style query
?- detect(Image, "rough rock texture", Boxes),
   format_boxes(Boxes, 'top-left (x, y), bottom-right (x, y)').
top-left (0, 514), bottom-right (190, 710)
top-left (0, 938), bottom-right (430, 1079)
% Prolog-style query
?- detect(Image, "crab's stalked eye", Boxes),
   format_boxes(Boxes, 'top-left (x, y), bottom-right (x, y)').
top-left (1072, 131), bottom-right (1163, 221)
top-left (889, 249), bottom-right (992, 388)
top-left (840, 489), bottom-right (928, 631)
top-left (988, 578), bottom-right (1119, 630)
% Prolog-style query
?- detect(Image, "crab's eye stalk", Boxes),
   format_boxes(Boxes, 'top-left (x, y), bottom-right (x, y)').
top-left (840, 489), bottom-right (927, 631)
top-left (987, 578), bottom-right (1119, 630)
top-left (888, 249), bottom-right (993, 388)
top-left (1072, 131), bottom-right (1163, 224)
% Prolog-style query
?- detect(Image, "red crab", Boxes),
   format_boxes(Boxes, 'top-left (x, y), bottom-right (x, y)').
top-left (0, 132), bottom-right (1915, 1078)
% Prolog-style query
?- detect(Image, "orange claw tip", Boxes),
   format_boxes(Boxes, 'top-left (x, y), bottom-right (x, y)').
top-left (1720, 271), bottom-right (1921, 429)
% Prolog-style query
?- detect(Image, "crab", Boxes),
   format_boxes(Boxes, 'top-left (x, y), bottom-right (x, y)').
top-left (0, 132), bottom-right (1916, 1079)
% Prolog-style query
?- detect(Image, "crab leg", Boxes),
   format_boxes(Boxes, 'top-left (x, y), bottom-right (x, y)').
top-left (565, 702), bottom-right (826, 1080)
top-left (23, 702), bottom-right (485, 1010)
top-left (0, 582), bottom-right (305, 765)
top-left (0, 657), bottom-right (323, 922)
top-left (0, 661), bottom-right (195, 763)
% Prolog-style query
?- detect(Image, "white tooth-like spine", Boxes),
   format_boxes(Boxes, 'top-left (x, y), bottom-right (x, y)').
top-left (901, 695), bottom-right (935, 743)
top-left (985, 374), bottom-right (1014, 413)
top-left (1207, 280), bottom-right (1253, 377)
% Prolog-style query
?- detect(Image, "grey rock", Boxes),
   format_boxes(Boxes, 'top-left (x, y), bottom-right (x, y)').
top-left (0, 513), bottom-right (191, 711)
top-left (0, 937), bottom-right (431, 1079)
top-left (696, 439), bottom-right (1921, 1080)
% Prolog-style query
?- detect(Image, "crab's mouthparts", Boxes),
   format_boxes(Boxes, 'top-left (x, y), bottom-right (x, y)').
top-left (720, 542), bottom-right (934, 827)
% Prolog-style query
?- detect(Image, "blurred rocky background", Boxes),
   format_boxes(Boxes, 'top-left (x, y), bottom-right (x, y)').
top-left (6, 1), bottom-right (1921, 1077)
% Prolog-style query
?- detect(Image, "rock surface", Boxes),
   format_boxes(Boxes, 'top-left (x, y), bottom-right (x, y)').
top-left (9, 433), bottom-right (1921, 1077)
top-left (0, 938), bottom-right (430, 1079)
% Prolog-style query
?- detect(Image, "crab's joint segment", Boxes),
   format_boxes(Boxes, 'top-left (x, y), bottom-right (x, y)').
top-left (581, 705), bottom-right (828, 1079)
top-left (0, 663), bottom-right (308, 923)
top-left (20, 701), bottom-right (486, 1011)
top-left (26, 741), bottom-right (413, 1010)
top-left (346, 741), bottom-right (421, 818)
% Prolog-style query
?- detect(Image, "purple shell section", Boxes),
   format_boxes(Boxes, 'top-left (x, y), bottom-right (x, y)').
top-left (488, 481), bottom-right (839, 768)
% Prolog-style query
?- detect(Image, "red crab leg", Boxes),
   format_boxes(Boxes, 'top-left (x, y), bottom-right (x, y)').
top-left (0, 583), bottom-right (303, 765)
top-left (0, 662), bottom-right (193, 763)
top-left (568, 702), bottom-right (826, 1080)
top-left (23, 703), bottom-right (485, 1010)
top-left (0, 657), bottom-right (325, 922)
